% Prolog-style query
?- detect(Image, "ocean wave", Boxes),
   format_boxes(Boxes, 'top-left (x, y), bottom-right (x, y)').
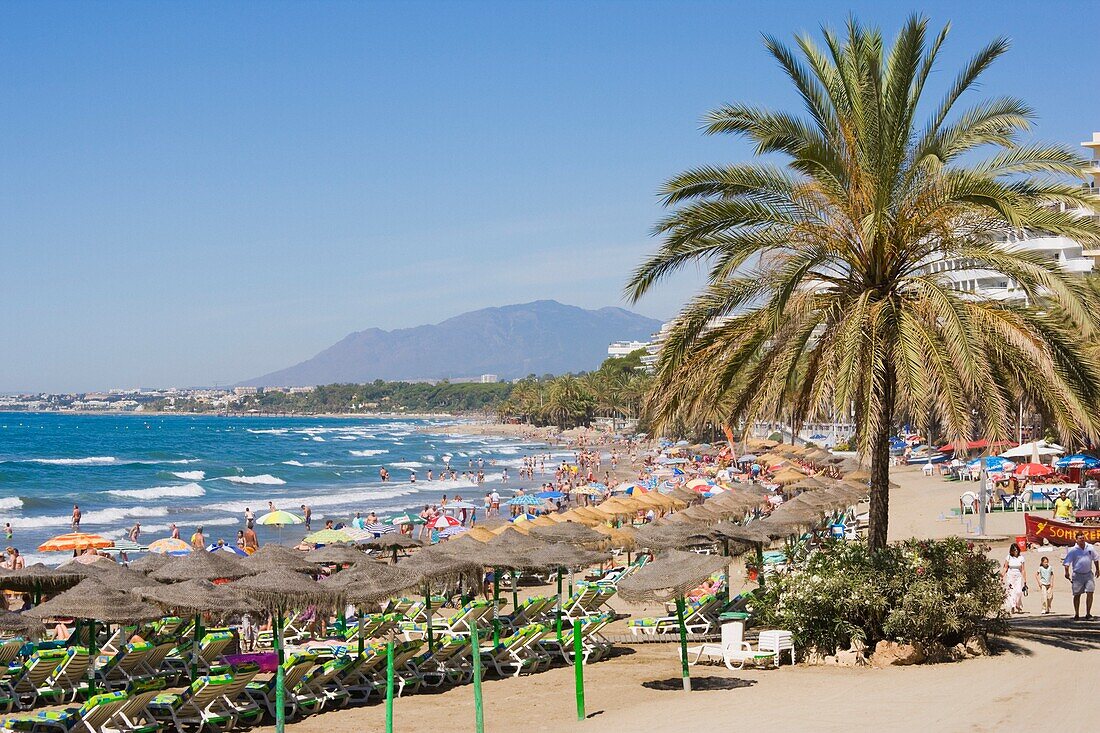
top-left (221, 474), bottom-right (286, 486)
top-left (171, 470), bottom-right (205, 481)
top-left (282, 460), bottom-right (305, 467)
top-left (422, 455), bottom-right (436, 462)
top-left (0, 497), bottom-right (24, 510)
top-left (203, 485), bottom-right (422, 514)
top-left (247, 428), bottom-right (289, 435)
top-left (107, 483), bottom-right (206, 500)
top-left (392, 461), bottom-right (424, 469)
top-left (7, 505), bottom-right (169, 529)
top-left (349, 449), bottom-right (388, 457)
top-left (28, 456), bottom-right (119, 466)
top-left (310, 437), bottom-right (325, 442)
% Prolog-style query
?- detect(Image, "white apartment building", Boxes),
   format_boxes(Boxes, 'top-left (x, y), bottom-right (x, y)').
top-left (607, 340), bottom-right (651, 358)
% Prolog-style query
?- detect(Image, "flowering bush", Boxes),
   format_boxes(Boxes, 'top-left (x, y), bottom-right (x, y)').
top-left (753, 537), bottom-right (1005, 654)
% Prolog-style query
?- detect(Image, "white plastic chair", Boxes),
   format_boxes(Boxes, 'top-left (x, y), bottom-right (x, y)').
top-left (685, 620), bottom-right (778, 670)
top-left (959, 492), bottom-right (978, 515)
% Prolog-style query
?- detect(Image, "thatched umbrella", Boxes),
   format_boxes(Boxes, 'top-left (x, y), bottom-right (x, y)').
top-left (791, 476), bottom-right (828, 491)
top-left (128, 553), bottom-right (171, 574)
top-left (137, 578), bottom-right (259, 682)
top-left (634, 524), bottom-right (715, 551)
top-left (770, 469), bottom-right (807, 486)
top-left (0, 563), bottom-right (82, 602)
top-left (241, 544), bottom-right (316, 574)
top-left (0, 609), bottom-right (46, 639)
top-left (529, 521), bottom-right (606, 547)
top-left (465, 527), bottom-right (498, 543)
top-left (361, 533), bottom-right (423, 564)
top-left (618, 549), bottom-right (730, 691)
top-left (150, 549), bottom-right (252, 583)
top-left (304, 544), bottom-right (367, 566)
top-left (26, 578), bottom-right (163, 693)
top-left (230, 569), bottom-right (342, 733)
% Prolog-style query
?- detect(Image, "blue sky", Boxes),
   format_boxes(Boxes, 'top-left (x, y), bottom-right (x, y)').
top-left (2, 1), bottom-right (1097, 392)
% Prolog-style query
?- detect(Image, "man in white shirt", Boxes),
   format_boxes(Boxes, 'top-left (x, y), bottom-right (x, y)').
top-left (1063, 532), bottom-right (1100, 620)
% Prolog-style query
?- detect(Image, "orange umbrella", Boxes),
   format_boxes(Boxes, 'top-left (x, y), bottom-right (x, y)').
top-left (38, 533), bottom-right (113, 553)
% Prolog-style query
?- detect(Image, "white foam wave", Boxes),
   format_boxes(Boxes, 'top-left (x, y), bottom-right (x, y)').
top-left (282, 460), bottom-right (305, 467)
top-left (172, 470), bottom-right (206, 481)
top-left (0, 497), bottom-right (24, 510)
top-left (7, 505), bottom-right (169, 529)
top-left (247, 429), bottom-right (289, 435)
top-left (311, 437), bottom-right (325, 442)
top-left (221, 474), bottom-right (286, 486)
top-left (107, 483), bottom-right (206, 500)
top-left (392, 461), bottom-right (424, 469)
top-left (204, 486), bottom-right (422, 514)
top-left (29, 456), bottom-right (118, 466)
top-left (349, 449), bottom-right (388, 457)
top-left (422, 455), bottom-right (436, 462)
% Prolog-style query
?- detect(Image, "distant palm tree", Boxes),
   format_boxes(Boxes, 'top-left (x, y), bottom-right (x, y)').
top-left (628, 16), bottom-right (1100, 550)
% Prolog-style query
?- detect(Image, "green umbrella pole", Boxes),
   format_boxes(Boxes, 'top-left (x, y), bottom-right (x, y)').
top-left (492, 575), bottom-right (500, 646)
top-left (357, 610), bottom-right (365, 658)
top-left (555, 568), bottom-right (563, 643)
top-left (275, 610), bottom-right (286, 733)
top-left (86, 620), bottom-right (97, 694)
top-left (471, 615), bottom-right (484, 733)
top-left (385, 637), bottom-right (395, 733)
top-left (190, 614), bottom-right (203, 682)
top-left (424, 586), bottom-right (435, 654)
top-left (510, 571), bottom-right (518, 613)
top-left (568, 570), bottom-right (574, 598)
top-left (676, 597), bottom-right (690, 692)
top-left (573, 617), bottom-right (585, 720)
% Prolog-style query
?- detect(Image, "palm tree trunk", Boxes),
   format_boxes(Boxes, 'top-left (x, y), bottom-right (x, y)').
top-left (868, 366), bottom-right (895, 552)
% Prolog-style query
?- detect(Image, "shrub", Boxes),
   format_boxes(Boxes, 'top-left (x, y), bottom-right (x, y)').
top-left (753, 537), bottom-right (1005, 655)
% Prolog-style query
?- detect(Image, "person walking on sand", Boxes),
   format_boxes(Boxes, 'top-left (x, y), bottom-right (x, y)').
top-left (1036, 556), bottom-right (1055, 614)
top-left (190, 526), bottom-right (205, 551)
top-left (129, 522), bottom-right (141, 544)
top-left (1063, 532), bottom-right (1100, 620)
top-left (245, 507), bottom-right (255, 529)
top-left (1002, 543), bottom-right (1026, 613)
top-left (243, 525), bottom-right (259, 553)
top-left (170, 523), bottom-right (180, 540)
top-left (301, 505), bottom-right (312, 531)
top-left (71, 505), bottom-right (81, 530)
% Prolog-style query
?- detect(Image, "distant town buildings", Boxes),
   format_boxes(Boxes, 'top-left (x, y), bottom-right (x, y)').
top-left (479, 374), bottom-right (499, 383)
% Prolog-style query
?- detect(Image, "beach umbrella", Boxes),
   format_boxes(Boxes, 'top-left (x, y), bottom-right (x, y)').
top-left (230, 569), bottom-right (343, 733)
top-left (304, 544), bottom-right (366, 566)
top-left (0, 563), bottom-right (83, 602)
top-left (242, 544), bottom-right (316, 574)
top-left (60, 561), bottom-right (155, 592)
top-left (634, 524), bottom-right (715, 551)
top-left (128, 553), bottom-right (171, 574)
top-left (1013, 462), bottom-right (1053, 478)
top-left (26, 578), bottom-right (162, 694)
top-left (341, 527), bottom-right (378, 542)
top-left (571, 486), bottom-right (604, 497)
top-left (444, 501), bottom-right (479, 510)
top-left (426, 514), bottom-right (461, 531)
top-left (148, 538), bottom-right (192, 556)
top-left (365, 522), bottom-right (396, 536)
top-left (618, 550), bottom-right (730, 692)
top-left (528, 521), bottom-right (606, 546)
top-left (1054, 453), bottom-right (1100, 469)
top-left (967, 456), bottom-right (1015, 472)
top-left (303, 528), bottom-right (352, 545)
top-left (37, 532), bottom-right (113, 553)
top-left (150, 549), bottom-right (252, 583)
top-left (0, 609), bottom-right (46, 639)
top-left (536, 491), bottom-right (564, 499)
top-left (362, 534), bottom-right (423, 564)
top-left (736, 454), bottom-right (759, 463)
top-left (388, 513), bottom-right (426, 527)
top-left (102, 539), bottom-right (148, 558)
top-left (206, 543), bottom-right (248, 556)
top-left (790, 476), bottom-right (828, 491)
top-left (438, 526), bottom-right (468, 539)
top-left (505, 495), bottom-right (545, 507)
top-left (256, 510), bottom-right (303, 526)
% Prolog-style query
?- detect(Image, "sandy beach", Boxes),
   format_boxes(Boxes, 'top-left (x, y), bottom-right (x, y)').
top-left (249, 463), bottom-right (1094, 733)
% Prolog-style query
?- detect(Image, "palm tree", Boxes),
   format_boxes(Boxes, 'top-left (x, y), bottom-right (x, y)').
top-left (627, 16), bottom-right (1100, 550)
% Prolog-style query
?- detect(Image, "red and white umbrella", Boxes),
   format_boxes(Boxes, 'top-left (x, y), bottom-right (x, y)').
top-left (1013, 462), bottom-right (1053, 478)
top-left (426, 514), bottom-right (461, 530)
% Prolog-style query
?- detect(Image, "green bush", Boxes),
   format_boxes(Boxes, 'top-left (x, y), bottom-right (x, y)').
top-left (754, 537), bottom-right (1005, 654)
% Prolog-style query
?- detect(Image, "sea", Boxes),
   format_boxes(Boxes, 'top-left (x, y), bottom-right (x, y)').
top-left (0, 413), bottom-right (557, 566)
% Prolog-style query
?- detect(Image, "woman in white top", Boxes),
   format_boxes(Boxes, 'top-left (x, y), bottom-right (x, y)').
top-left (1002, 543), bottom-right (1026, 613)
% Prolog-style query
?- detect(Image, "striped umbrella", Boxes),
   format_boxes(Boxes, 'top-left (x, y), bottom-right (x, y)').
top-left (438, 526), bottom-right (468, 539)
top-left (303, 528), bottom-right (352, 544)
top-left (207, 543), bottom-right (248, 556)
top-left (256, 510), bottom-right (303, 526)
top-left (38, 532), bottom-right (113, 553)
top-left (426, 515), bottom-right (461, 530)
top-left (389, 513), bottom-right (426, 526)
top-left (365, 522), bottom-right (396, 536)
top-left (506, 495), bottom-right (545, 507)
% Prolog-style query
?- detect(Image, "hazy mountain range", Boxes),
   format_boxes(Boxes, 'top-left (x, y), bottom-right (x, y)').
top-left (242, 300), bottom-right (662, 386)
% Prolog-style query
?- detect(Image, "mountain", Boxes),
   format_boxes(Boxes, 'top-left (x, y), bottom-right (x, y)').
top-left (242, 300), bottom-right (662, 386)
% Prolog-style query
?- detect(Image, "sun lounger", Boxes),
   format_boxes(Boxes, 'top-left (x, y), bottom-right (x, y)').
top-left (500, 596), bottom-right (554, 633)
top-left (0, 640), bottom-right (25, 669)
top-left (561, 583), bottom-right (616, 622)
top-left (163, 631), bottom-right (233, 680)
top-left (1, 690), bottom-right (128, 733)
top-left (479, 624), bottom-right (550, 678)
top-left (212, 663), bottom-right (262, 729)
top-left (332, 647), bottom-right (385, 703)
top-left (7, 648), bottom-right (70, 710)
top-left (409, 635), bottom-right (474, 687)
top-left (298, 655), bottom-right (355, 710)
top-left (95, 641), bottom-right (157, 691)
top-left (539, 613), bottom-right (612, 665)
top-left (630, 594), bottom-right (722, 637)
top-left (242, 652), bottom-right (320, 722)
top-left (148, 674), bottom-right (238, 733)
top-left (101, 679), bottom-right (167, 733)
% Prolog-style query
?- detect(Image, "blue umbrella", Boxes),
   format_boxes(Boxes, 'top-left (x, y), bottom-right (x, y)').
top-left (1055, 453), bottom-right (1100, 469)
top-left (537, 491), bottom-right (564, 499)
top-left (506, 495), bottom-right (545, 506)
top-left (809, 434), bottom-right (827, 440)
top-left (366, 522), bottom-right (396, 536)
top-left (966, 456), bottom-right (1015, 472)
top-left (206, 543), bottom-right (247, 556)
top-left (510, 513), bottom-right (538, 522)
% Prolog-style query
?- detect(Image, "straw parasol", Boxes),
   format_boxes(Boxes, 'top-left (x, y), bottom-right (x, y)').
top-left (0, 609), bottom-right (46, 639)
top-left (617, 549), bottom-right (731, 692)
top-left (241, 544), bottom-right (316, 574)
top-left (128, 553), bottom-right (171, 574)
top-left (710, 523), bottom-right (773, 545)
top-left (361, 534), bottom-right (423, 564)
top-left (791, 476), bottom-right (828, 491)
top-left (136, 578), bottom-right (258, 616)
top-left (633, 524), bottom-right (715, 551)
top-left (25, 579), bottom-right (162, 624)
top-left (150, 549), bottom-right (252, 582)
top-left (845, 469), bottom-right (871, 482)
top-left (0, 564), bottom-right (83, 598)
top-left (770, 469), bottom-right (808, 485)
top-left (528, 521), bottom-right (607, 546)
top-left (304, 544), bottom-right (367, 566)
top-left (465, 527), bottom-right (498, 543)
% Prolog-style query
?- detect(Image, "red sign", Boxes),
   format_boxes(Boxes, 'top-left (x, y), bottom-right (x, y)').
top-left (1024, 513), bottom-right (1100, 546)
